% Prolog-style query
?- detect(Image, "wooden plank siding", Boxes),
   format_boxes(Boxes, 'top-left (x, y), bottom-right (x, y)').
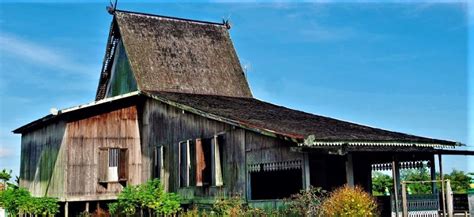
top-left (245, 131), bottom-right (303, 166)
top-left (65, 106), bottom-right (141, 201)
top-left (140, 99), bottom-right (247, 202)
top-left (19, 97), bottom-right (304, 204)
top-left (20, 121), bottom-right (67, 199)
top-left (19, 105), bottom-right (142, 202)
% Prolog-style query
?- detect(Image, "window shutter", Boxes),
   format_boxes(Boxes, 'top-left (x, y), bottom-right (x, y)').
top-left (118, 148), bottom-right (128, 181)
top-left (195, 139), bottom-right (205, 186)
top-left (98, 148), bottom-right (108, 182)
top-left (212, 136), bottom-right (223, 186)
top-left (154, 146), bottom-right (164, 180)
top-left (179, 141), bottom-right (190, 187)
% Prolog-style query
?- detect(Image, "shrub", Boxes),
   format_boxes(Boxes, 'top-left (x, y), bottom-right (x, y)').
top-left (108, 179), bottom-right (181, 216)
top-left (319, 185), bottom-right (379, 217)
top-left (212, 195), bottom-right (245, 216)
top-left (0, 186), bottom-right (59, 216)
top-left (285, 186), bottom-right (327, 216)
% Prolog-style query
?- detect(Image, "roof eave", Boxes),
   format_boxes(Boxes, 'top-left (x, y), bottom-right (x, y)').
top-left (13, 91), bottom-right (142, 134)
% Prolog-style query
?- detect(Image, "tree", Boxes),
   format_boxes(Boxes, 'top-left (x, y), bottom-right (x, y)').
top-left (441, 170), bottom-right (472, 193)
top-left (0, 169), bottom-right (12, 183)
top-left (372, 172), bottom-right (393, 196)
top-left (401, 167), bottom-right (432, 194)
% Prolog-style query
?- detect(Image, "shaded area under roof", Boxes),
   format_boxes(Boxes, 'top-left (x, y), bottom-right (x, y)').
top-left (103, 10), bottom-right (252, 99)
top-left (143, 91), bottom-right (458, 146)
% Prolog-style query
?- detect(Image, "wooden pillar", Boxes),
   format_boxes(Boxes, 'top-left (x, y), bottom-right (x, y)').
top-left (392, 156), bottom-right (400, 216)
top-left (65, 202), bottom-right (69, 217)
top-left (439, 154), bottom-right (446, 217)
top-left (303, 153), bottom-right (310, 190)
top-left (430, 155), bottom-right (437, 194)
top-left (85, 201), bottom-right (89, 213)
top-left (402, 182), bottom-right (408, 217)
top-left (346, 153), bottom-right (354, 187)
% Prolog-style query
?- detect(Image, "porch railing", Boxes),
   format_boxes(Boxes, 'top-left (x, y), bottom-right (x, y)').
top-left (391, 194), bottom-right (440, 217)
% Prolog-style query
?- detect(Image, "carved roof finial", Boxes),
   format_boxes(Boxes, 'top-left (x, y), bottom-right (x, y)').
top-left (106, 0), bottom-right (118, 15)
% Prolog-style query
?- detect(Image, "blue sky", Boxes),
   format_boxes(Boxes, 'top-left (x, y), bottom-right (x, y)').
top-left (0, 1), bottom-right (472, 178)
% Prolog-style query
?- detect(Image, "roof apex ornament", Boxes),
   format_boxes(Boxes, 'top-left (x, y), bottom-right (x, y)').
top-left (106, 0), bottom-right (118, 15)
top-left (222, 18), bottom-right (231, 30)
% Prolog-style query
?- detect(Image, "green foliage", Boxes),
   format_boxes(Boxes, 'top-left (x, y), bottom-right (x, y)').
top-left (108, 179), bottom-right (181, 216)
top-left (402, 167), bottom-right (432, 194)
top-left (320, 185), bottom-right (379, 217)
top-left (0, 186), bottom-right (59, 216)
top-left (0, 169), bottom-right (12, 182)
top-left (441, 170), bottom-right (472, 193)
top-left (285, 186), bottom-right (326, 216)
top-left (372, 172), bottom-right (393, 196)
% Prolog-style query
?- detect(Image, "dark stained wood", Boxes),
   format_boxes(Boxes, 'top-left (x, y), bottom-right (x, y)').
top-left (119, 148), bottom-right (128, 180)
top-left (98, 149), bottom-right (108, 182)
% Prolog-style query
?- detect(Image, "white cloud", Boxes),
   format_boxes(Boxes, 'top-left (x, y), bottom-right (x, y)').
top-left (0, 33), bottom-right (95, 76)
top-left (0, 147), bottom-right (14, 158)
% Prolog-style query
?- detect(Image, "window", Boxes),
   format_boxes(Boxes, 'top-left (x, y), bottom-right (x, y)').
top-left (195, 138), bottom-right (211, 186)
top-left (108, 148), bottom-right (119, 181)
top-left (179, 141), bottom-right (191, 187)
top-left (153, 146), bottom-right (164, 180)
top-left (98, 148), bottom-right (128, 183)
top-left (194, 135), bottom-right (224, 187)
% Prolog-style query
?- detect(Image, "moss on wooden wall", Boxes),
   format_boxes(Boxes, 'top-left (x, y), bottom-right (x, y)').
top-left (106, 40), bottom-right (137, 98)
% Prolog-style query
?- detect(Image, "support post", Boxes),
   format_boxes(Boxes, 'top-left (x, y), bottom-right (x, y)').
top-left (439, 154), bottom-right (446, 217)
top-left (392, 156), bottom-right (400, 216)
top-left (446, 180), bottom-right (453, 217)
top-left (65, 201), bottom-right (69, 217)
top-left (85, 201), bottom-right (89, 213)
top-left (346, 153), bottom-right (354, 187)
top-left (303, 153), bottom-right (310, 190)
top-left (402, 181), bottom-right (408, 217)
top-left (430, 155), bottom-right (437, 194)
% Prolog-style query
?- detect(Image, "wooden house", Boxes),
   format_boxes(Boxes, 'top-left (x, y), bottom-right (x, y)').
top-left (13, 10), bottom-right (465, 215)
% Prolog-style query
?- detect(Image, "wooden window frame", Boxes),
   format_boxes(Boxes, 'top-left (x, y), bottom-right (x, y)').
top-left (179, 140), bottom-right (191, 188)
top-left (194, 133), bottom-right (225, 188)
top-left (98, 147), bottom-right (128, 185)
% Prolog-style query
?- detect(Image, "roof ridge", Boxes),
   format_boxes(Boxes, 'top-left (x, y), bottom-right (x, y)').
top-left (114, 9), bottom-right (226, 27)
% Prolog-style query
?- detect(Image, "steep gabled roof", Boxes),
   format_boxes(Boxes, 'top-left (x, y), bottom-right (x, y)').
top-left (95, 10), bottom-right (252, 100)
top-left (143, 91), bottom-right (458, 147)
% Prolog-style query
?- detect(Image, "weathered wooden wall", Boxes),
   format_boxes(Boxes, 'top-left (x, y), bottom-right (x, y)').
top-left (20, 105), bottom-right (142, 202)
top-left (20, 97), bottom-right (304, 204)
top-left (140, 99), bottom-right (247, 202)
top-left (20, 121), bottom-right (67, 199)
top-left (245, 131), bottom-right (302, 165)
top-left (65, 106), bottom-right (141, 201)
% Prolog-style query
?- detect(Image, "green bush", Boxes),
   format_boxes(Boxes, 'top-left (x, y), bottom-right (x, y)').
top-left (108, 179), bottom-right (181, 216)
top-left (319, 185), bottom-right (379, 217)
top-left (0, 186), bottom-right (59, 216)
